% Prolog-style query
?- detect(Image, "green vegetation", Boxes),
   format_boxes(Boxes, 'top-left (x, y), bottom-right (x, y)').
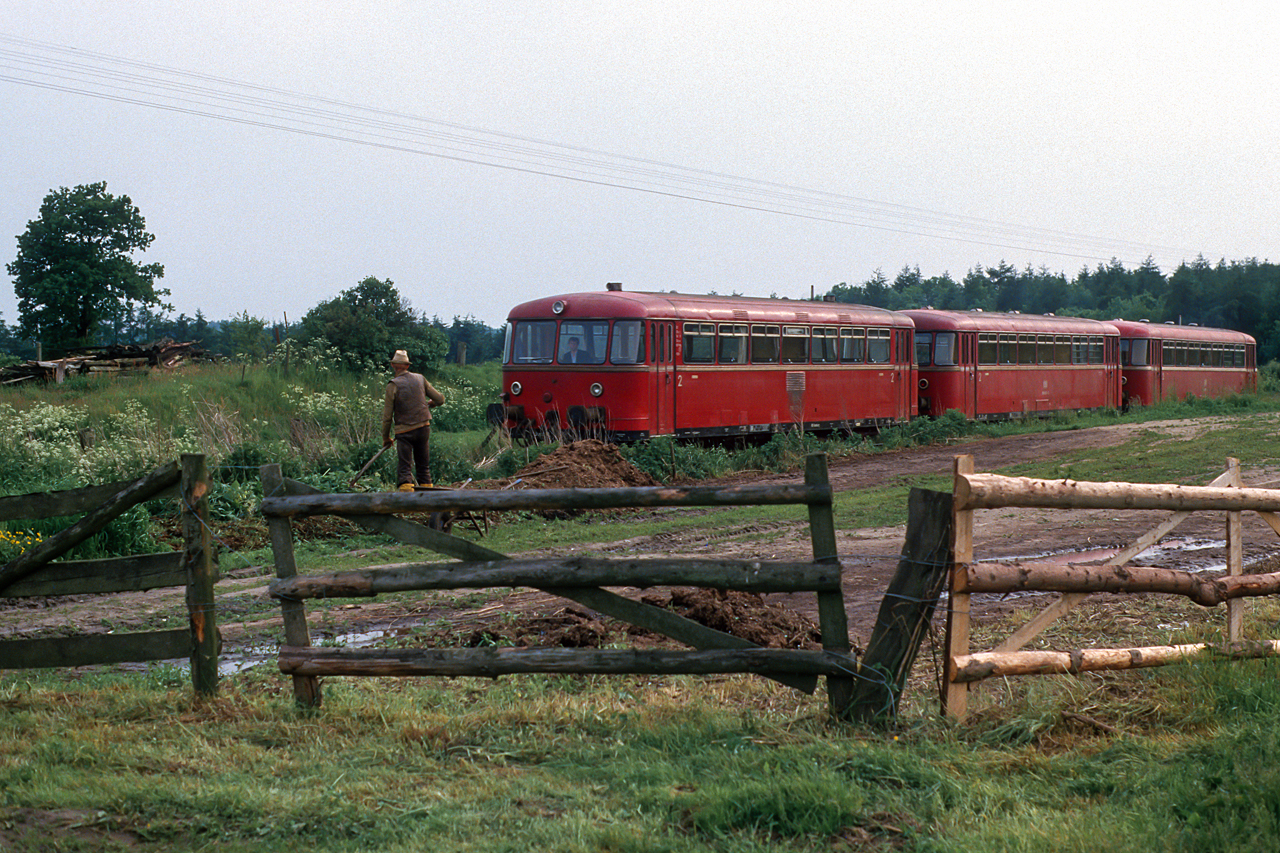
top-left (6, 375), bottom-right (1280, 849)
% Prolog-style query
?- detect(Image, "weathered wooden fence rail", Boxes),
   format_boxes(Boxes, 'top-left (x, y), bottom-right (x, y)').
top-left (260, 453), bottom-right (862, 719)
top-left (0, 455), bottom-right (219, 696)
top-left (944, 455), bottom-right (1280, 720)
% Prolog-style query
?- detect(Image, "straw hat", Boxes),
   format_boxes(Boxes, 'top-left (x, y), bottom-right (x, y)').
top-left (389, 350), bottom-right (411, 365)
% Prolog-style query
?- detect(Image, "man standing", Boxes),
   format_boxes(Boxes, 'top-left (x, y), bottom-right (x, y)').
top-left (382, 350), bottom-right (445, 491)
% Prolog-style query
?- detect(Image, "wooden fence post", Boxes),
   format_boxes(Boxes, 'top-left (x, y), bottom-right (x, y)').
top-left (943, 455), bottom-right (974, 720)
top-left (806, 453), bottom-right (853, 718)
top-left (181, 454), bottom-right (218, 697)
top-left (261, 464), bottom-right (321, 707)
top-left (848, 488), bottom-right (953, 723)
top-left (1227, 457), bottom-right (1243, 642)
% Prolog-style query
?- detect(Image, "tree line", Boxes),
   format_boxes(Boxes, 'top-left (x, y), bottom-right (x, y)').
top-left (826, 257), bottom-right (1280, 362)
top-left (5, 182), bottom-right (1279, 368)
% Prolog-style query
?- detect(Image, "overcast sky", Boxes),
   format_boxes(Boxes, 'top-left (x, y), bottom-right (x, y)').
top-left (2, 2), bottom-right (1277, 331)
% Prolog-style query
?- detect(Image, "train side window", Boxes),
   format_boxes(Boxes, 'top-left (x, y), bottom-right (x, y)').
top-left (840, 328), bottom-right (866, 363)
top-left (1055, 335), bottom-right (1071, 364)
top-left (867, 328), bottom-right (891, 364)
top-left (1087, 336), bottom-right (1104, 365)
top-left (933, 332), bottom-right (957, 366)
top-left (812, 327), bottom-right (838, 363)
top-left (780, 326), bottom-right (809, 363)
top-left (915, 332), bottom-right (933, 366)
top-left (511, 320), bottom-right (556, 363)
top-left (1036, 335), bottom-right (1053, 364)
top-left (682, 322), bottom-right (715, 364)
top-left (978, 333), bottom-right (998, 364)
top-left (717, 324), bottom-right (748, 364)
top-left (1071, 336), bottom-right (1088, 365)
top-left (610, 320), bottom-right (646, 364)
top-left (997, 334), bottom-right (1015, 364)
top-left (751, 324), bottom-right (780, 363)
top-left (1016, 334), bottom-right (1035, 365)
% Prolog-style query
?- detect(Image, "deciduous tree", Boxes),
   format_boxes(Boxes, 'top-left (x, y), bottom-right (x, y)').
top-left (7, 182), bottom-right (168, 354)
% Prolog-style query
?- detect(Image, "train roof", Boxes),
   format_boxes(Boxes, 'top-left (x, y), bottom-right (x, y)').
top-left (1109, 319), bottom-right (1256, 345)
top-left (506, 288), bottom-right (914, 326)
top-left (901, 308), bottom-right (1120, 336)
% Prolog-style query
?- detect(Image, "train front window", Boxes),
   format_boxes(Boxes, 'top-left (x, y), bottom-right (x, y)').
top-left (1121, 339), bottom-right (1149, 366)
top-left (558, 321), bottom-right (609, 364)
top-left (610, 320), bottom-right (646, 364)
top-left (510, 321), bottom-right (556, 363)
top-left (933, 332), bottom-right (957, 366)
top-left (915, 332), bottom-right (933, 366)
top-left (682, 323), bottom-right (715, 364)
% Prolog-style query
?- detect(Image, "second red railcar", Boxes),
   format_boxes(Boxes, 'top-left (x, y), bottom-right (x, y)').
top-left (903, 309), bottom-right (1122, 419)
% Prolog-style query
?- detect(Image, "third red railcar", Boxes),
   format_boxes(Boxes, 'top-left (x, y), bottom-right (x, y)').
top-left (1112, 319), bottom-right (1257, 408)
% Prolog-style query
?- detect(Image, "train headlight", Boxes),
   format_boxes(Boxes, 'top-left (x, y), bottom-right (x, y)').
top-left (918, 378), bottom-right (929, 390)
top-left (510, 381), bottom-right (523, 396)
top-left (552, 300), bottom-right (566, 314)
top-left (590, 382), bottom-right (603, 397)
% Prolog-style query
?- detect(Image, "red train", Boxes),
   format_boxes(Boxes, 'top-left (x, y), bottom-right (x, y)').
top-left (493, 286), bottom-right (1259, 441)
top-left (1112, 319), bottom-right (1257, 409)
top-left (903, 309), bottom-right (1122, 419)
top-left (494, 285), bottom-right (915, 440)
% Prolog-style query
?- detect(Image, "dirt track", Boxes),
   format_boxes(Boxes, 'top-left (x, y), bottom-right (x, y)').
top-left (5, 418), bottom-right (1280, 654)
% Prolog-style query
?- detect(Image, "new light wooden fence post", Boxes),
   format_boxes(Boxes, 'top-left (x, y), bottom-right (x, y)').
top-left (806, 453), bottom-right (853, 718)
top-left (181, 454), bottom-right (218, 697)
top-left (943, 455), bottom-right (974, 720)
top-left (261, 464), bottom-right (320, 708)
top-left (1227, 457), bottom-right (1244, 642)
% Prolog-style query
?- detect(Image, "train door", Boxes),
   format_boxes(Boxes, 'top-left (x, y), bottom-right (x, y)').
top-left (654, 321), bottom-right (675, 435)
top-left (962, 332), bottom-right (978, 417)
top-left (895, 329), bottom-right (912, 419)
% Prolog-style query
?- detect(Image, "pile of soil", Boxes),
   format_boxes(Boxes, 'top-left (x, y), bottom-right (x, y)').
top-left (511, 439), bottom-right (658, 489)
top-left (430, 589), bottom-right (823, 650)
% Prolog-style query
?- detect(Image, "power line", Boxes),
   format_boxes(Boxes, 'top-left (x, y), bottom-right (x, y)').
top-left (0, 33), bottom-right (1203, 265)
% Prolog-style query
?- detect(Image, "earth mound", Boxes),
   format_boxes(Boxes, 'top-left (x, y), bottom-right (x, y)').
top-left (510, 439), bottom-right (658, 490)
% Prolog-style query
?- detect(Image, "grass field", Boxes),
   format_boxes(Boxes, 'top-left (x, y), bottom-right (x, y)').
top-left (5, 370), bottom-right (1280, 850)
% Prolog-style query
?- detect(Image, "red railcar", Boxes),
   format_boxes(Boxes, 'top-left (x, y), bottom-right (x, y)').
top-left (496, 286), bottom-right (916, 441)
top-left (1112, 320), bottom-right (1257, 408)
top-left (902, 309), bottom-right (1122, 419)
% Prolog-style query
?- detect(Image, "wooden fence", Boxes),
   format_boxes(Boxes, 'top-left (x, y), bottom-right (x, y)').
top-left (944, 454), bottom-right (1280, 720)
top-left (259, 453), bottom-right (862, 719)
top-left (0, 455), bottom-right (219, 696)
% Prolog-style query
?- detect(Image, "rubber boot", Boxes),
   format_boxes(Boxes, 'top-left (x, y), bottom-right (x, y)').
top-left (397, 483), bottom-right (415, 492)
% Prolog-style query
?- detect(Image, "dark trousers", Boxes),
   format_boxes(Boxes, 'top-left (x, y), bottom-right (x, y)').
top-left (395, 425), bottom-right (432, 486)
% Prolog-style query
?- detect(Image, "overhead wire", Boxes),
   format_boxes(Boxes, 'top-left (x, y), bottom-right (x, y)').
top-left (0, 33), bottom-right (1201, 265)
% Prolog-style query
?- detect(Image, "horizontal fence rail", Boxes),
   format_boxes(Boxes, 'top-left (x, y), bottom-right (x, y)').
top-left (269, 557), bottom-right (844, 600)
top-left (944, 455), bottom-right (1280, 721)
top-left (0, 456), bottom-right (218, 696)
top-left (259, 483), bottom-right (832, 518)
top-left (260, 454), bottom-right (857, 719)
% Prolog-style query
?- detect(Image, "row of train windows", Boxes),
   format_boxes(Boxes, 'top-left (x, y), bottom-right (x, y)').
top-left (917, 332), bottom-right (1109, 366)
top-left (681, 323), bottom-right (896, 365)
top-left (1121, 339), bottom-right (1251, 368)
top-left (505, 320), bottom-right (903, 365)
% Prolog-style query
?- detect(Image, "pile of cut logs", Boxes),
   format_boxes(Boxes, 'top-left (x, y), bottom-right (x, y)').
top-left (1, 340), bottom-right (211, 384)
